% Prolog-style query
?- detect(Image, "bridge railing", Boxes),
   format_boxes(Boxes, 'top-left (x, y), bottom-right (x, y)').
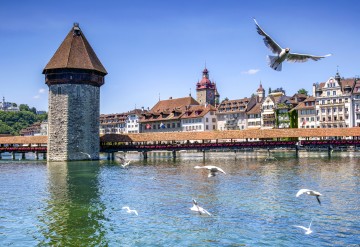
top-left (100, 140), bottom-right (298, 152)
top-left (300, 139), bottom-right (360, 146)
top-left (0, 147), bottom-right (47, 152)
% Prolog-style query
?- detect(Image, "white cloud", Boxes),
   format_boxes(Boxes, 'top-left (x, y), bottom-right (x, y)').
top-left (39, 88), bottom-right (46, 94)
top-left (242, 69), bottom-right (260, 75)
top-left (33, 95), bottom-right (40, 99)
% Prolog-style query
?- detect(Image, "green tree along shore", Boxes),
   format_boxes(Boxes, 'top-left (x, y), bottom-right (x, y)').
top-left (0, 104), bottom-right (47, 135)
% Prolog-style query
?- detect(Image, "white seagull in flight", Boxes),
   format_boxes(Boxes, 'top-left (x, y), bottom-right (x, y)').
top-left (121, 159), bottom-right (131, 168)
top-left (253, 18), bottom-right (331, 71)
top-left (190, 199), bottom-right (212, 216)
top-left (194, 165), bottom-right (226, 177)
top-left (296, 189), bottom-right (322, 205)
top-left (294, 219), bottom-right (313, 235)
top-left (122, 206), bottom-right (138, 216)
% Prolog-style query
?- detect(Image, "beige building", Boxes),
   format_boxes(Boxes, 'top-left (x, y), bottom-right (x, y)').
top-left (313, 72), bottom-right (354, 128)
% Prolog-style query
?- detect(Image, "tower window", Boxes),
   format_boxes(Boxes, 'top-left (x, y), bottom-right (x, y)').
top-left (77, 87), bottom-right (80, 97)
top-left (57, 86), bottom-right (62, 95)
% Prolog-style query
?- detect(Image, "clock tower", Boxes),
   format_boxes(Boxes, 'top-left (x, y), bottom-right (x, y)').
top-left (196, 67), bottom-right (219, 106)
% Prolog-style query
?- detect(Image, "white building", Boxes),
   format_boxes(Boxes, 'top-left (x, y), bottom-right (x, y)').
top-left (181, 104), bottom-right (217, 131)
top-left (352, 77), bottom-right (360, 127)
top-left (126, 109), bottom-right (143, 133)
top-left (313, 72), bottom-right (354, 128)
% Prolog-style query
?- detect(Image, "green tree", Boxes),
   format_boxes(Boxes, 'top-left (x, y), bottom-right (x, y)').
top-left (0, 110), bottom-right (45, 135)
top-left (19, 104), bottom-right (30, 112)
top-left (30, 107), bottom-right (37, 114)
top-left (297, 88), bottom-right (308, 96)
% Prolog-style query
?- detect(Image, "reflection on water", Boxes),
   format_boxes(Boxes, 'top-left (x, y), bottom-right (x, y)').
top-left (38, 162), bottom-right (107, 246)
top-left (0, 151), bottom-right (359, 246)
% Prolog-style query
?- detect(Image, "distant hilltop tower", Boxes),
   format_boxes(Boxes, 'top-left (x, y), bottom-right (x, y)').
top-left (43, 23), bottom-right (107, 161)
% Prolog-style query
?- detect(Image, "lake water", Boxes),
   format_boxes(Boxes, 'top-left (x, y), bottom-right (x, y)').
top-left (0, 151), bottom-right (359, 246)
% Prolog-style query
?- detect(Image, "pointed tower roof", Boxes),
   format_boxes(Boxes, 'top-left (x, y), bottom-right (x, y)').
top-left (257, 82), bottom-right (264, 92)
top-left (43, 23), bottom-right (107, 75)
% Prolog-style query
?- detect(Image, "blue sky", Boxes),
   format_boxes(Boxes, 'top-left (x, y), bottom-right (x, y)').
top-left (1, 0), bottom-right (359, 114)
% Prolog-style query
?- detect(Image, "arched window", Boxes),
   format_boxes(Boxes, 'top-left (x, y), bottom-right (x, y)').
top-left (76, 86), bottom-right (80, 97)
top-left (57, 86), bottom-right (62, 95)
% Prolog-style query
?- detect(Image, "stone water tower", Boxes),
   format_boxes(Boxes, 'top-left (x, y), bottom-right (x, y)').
top-left (43, 23), bottom-right (107, 161)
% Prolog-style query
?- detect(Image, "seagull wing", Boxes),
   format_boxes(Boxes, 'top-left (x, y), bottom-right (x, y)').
top-left (253, 18), bottom-right (282, 54)
top-left (294, 225), bottom-right (308, 231)
top-left (309, 220), bottom-right (313, 229)
top-left (216, 167), bottom-right (226, 174)
top-left (316, 195), bottom-right (321, 205)
top-left (296, 189), bottom-right (310, 197)
top-left (194, 166), bottom-right (208, 170)
top-left (202, 208), bottom-right (212, 216)
top-left (287, 53), bottom-right (332, 63)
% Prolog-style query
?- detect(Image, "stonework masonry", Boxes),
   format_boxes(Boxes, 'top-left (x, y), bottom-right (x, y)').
top-left (48, 84), bottom-right (100, 161)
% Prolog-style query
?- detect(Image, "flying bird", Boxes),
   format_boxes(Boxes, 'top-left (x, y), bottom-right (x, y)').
top-left (190, 199), bottom-right (212, 216)
top-left (253, 18), bottom-right (331, 71)
top-left (194, 165), bottom-right (226, 177)
top-left (121, 159), bottom-right (131, 168)
top-left (122, 206), bottom-right (138, 216)
top-left (294, 220), bottom-right (313, 235)
top-left (296, 189), bottom-right (322, 205)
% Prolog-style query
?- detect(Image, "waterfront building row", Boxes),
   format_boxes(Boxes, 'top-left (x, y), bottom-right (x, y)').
top-left (19, 69), bottom-right (360, 136)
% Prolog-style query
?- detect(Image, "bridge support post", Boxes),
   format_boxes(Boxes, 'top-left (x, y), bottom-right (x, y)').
top-left (111, 152), bottom-right (115, 161)
top-left (295, 145), bottom-right (299, 158)
top-left (143, 151), bottom-right (148, 160)
top-left (328, 145), bottom-right (333, 157)
top-left (43, 153), bottom-right (46, 160)
top-left (0, 152), bottom-right (2, 160)
top-left (172, 150), bottom-right (176, 160)
top-left (12, 152), bottom-right (15, 160)
top-left (202, 150), bottom-right (206, 160)
top-left (35, 152), bottom-right (39, 160)
top-left (21, 153), bottom-right (25, 160)
top-left (107, 152), bottom-right (111, 160)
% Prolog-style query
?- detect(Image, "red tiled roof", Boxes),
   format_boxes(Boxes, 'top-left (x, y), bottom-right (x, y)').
top-left (246, 102), bottom-right (262, 114)
top-left (181, 104), bottom-right (216, 119)
top-left (217, 97), bottom-right (250, 113)
top-left (150, 96), bottom-right (199, 113)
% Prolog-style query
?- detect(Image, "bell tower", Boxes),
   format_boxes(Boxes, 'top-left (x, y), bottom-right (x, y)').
top-left (43, 23), bottom-right (107, 161)
top-left (196, 67), bottom-right (218, 106)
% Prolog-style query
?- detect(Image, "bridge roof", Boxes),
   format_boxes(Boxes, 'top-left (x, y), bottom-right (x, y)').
top-left (100, 127), bottom-right (360, 142)
top-left (1, 128), bottom-right (359, 145)
top-left (0, 136), bottom-right (47, 144)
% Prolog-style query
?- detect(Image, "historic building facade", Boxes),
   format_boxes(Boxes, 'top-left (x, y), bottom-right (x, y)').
top-left (313, 72), bottom-right (354, 128)
top-left (43, 23), bottom-right (107, 161)
top-left (196, 68), bottom-right (220, 107)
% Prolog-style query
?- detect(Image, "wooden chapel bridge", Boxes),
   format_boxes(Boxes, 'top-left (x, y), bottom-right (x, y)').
top-left (1, 128), bottom-right (360, 160)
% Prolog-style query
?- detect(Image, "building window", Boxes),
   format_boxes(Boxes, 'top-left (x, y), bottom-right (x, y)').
top-left (57, 86), bottom-right (62, 95)
top-left (76, 87), bottom-right (80, 97)
top-left (333, 91), bottom-right (336, 96)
